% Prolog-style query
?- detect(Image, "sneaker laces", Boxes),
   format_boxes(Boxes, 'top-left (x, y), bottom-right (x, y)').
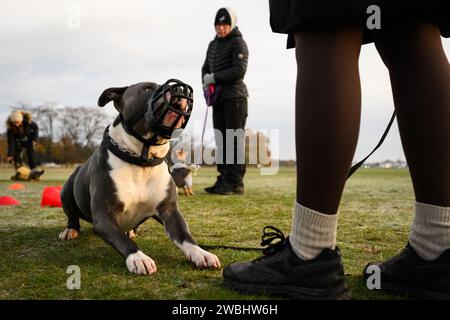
top-left (253, 226), bottom-right (286, 262)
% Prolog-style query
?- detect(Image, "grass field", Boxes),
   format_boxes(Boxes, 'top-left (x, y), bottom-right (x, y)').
top-left (0, 166), bottom-right (415, 300)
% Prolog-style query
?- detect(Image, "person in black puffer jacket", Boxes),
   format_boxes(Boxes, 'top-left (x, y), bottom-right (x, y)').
top-left (202, 7), bottom-right (249, 195)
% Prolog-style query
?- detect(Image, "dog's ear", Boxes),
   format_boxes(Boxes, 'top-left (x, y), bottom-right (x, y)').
top-left (97, 86), bottom-right (128, 109)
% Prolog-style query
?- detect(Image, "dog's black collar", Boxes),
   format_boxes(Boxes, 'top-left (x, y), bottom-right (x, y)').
top-left (102, 126), bottom-right (165, 167)
top-left (118, 113), bottom-right (169, 160)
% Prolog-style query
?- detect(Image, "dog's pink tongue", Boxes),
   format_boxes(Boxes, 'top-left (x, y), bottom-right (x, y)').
top-left (161, 96), bottom-right (187, 128)
top-left (162, 112), bottom-right (185, 128)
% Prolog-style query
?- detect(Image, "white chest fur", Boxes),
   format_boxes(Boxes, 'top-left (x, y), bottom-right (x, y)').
top-left (108, 153), bottom-right (171, 232)
top-left (107, 124), bottom-right (171, 232)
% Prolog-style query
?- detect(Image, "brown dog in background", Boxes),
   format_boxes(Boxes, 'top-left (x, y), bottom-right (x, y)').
top-left (11, 166), bottom-right (45, 181)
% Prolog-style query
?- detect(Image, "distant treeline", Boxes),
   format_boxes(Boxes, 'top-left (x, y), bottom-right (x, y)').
top-left (1, 103), bottom-right (113, 165)
top-left (1, 103), bottom-right (277, 167)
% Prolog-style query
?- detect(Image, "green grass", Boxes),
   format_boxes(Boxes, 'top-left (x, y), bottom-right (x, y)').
top-left (0, 166), bottom-right (414, 300)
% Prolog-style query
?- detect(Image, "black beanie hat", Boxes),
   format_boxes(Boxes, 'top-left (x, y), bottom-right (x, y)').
top-left (214, 8), bottom-right (231, 25)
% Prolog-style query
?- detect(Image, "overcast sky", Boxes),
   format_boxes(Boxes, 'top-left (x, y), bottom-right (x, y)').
top-left (1, 0), bottom-right (449, 161)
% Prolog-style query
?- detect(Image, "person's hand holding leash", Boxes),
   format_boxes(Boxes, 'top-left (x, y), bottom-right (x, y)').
top-left (203, 73), bottom-right (215, 90)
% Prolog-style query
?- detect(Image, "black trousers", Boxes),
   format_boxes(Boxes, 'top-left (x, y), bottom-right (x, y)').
top-left (13, 141), bottom-right (36, 169)
top-left (212, 97), bottom-right (248, 186)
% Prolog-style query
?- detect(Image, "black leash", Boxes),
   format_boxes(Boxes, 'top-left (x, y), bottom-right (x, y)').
top-left (198, 244), bottom-right (261, 251)
top-left (199, 112), bottom-right (397, 252)
top-left (348, 111), bottom-right (396, 178)
top-left (199, 226), bottom-right (285, 253)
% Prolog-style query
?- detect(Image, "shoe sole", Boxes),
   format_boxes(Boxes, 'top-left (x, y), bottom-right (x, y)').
top-left (214, 191), bottom-right (243, 196)
top-left (204, 189), bottom-right (217, 194)
top-left (214, 190), bottom-right (244, 195)
top-left (223, 278), bottom-right (351, 300)
top-left (380, 282), bottom-right (450, 300)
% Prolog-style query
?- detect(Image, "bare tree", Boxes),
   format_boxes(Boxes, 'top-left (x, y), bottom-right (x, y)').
top-left (12, 101), bottom-right (32, 111)
top-left (78, 107), bottom-right (109, 147)
top-left (28, 102), bottom-right (60, 161)
top-left (245, 129), bottom-right (272, 166)
top-left (60, 107), bottom-right (83, 144)
top-left (31, 102), bottom-right (60, 141)
top-left (60, 106), bottom-right (111, 147)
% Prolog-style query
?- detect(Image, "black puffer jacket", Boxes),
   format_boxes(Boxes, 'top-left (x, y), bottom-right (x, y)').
top-left (202, 27), bottom-right (249, 104)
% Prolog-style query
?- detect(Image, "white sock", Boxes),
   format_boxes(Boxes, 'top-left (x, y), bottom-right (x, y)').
top-left (289, 202), bottom-right (339, 261)
top-left (409, 201), bottom-right (450, 261)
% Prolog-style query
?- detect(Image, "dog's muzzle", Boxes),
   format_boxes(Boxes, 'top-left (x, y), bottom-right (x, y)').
top-left (117, 79), bottom-right (193, 162)
top-left (145, 79), bottom-right (193, 139)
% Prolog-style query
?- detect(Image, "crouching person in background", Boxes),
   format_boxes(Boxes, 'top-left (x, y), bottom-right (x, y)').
top-left (6, 110), bottom-right (44, 180)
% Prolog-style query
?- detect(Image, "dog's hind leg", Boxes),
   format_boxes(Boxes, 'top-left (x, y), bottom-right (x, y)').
top-left (157, 181), bottom-right (220, 268)
top-left (59, 167), bottom-right (82, 240)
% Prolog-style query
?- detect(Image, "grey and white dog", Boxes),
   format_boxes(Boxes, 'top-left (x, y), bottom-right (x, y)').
top-left (58, 81), bottom-right (220, 275)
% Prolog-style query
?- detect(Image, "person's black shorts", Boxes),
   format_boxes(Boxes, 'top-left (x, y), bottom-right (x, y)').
top-left (269, 0), bottom-right (450, 48)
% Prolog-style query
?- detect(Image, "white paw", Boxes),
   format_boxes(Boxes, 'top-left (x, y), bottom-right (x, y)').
top-left (126, 250), bottom-right (157, 275)
top-left (59, 228), bottom-right (79, 240)
top-left (183, 243), bottom-right (221, 268)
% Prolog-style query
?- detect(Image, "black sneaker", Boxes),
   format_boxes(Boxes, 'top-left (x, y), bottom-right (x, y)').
top-left (363, 243), bottom-right (450, 299)
top-left (223, 226), bottom-right (350, 300)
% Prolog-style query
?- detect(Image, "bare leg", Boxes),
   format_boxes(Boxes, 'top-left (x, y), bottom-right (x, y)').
top-left (374, 21), bottom-right (450, 206)
top-left (294, 25), bottom-right (363, 214)
top-left (222, 25), bottom-right (361, 300)
top-left (363, 21), bottom-right (450, 299)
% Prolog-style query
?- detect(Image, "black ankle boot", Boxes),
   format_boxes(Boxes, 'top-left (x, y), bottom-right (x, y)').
top-left (204, 176), bottom-right (224, 194)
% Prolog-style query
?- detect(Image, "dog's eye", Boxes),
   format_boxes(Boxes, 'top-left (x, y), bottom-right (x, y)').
top-left (144, 87), bottom-right (152, 92)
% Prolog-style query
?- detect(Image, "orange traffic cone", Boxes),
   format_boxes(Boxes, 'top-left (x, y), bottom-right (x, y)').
top-left (41, 186), bottom-right (62, 207)
top-left (8, 183), bottom-right (25, 190)
top-left (0, 196), bottom-right (21, 206)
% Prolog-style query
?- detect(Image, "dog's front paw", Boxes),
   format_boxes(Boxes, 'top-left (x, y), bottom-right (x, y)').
top-left (126, 250), bottom-right (157, 275)
top-left (59, 228), bottom-right (79, 240)
top-left (186, 245), bottom-right (221, 268)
